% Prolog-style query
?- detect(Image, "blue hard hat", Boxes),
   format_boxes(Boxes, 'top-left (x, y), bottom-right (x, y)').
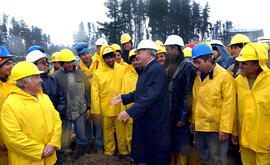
top-left (0, 46), bottom-right (14, 58)
top-left (27, 45), bottom-right (46, 54)
top-left (191, 43), bottom-right (213, 59)
top-left (75, 42), bottom-right (89, 55)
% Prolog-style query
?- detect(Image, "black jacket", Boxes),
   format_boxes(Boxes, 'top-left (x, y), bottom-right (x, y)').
top-left (171, 59), bottom-right (196, 154)
top-left (122, 59), bottom-right (171, 164)
top-left (40, 73), bottom-right (66, 116)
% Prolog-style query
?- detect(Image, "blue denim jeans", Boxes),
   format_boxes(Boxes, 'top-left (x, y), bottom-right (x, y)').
top-left (194, 131), bottom-right (229, 165)
top-left (85, 118), bottom-right (93, 143)
top-left (64, 114), bottom-right (89, 145)
top-left (92, 116), bottom-right (103, 149)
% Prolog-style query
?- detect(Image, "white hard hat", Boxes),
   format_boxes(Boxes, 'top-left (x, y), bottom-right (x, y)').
top-left (96, 38), bottom-right (108, 46)
top-left (26, 50), bottom-right (47, 63)
top-left (164, 35), bottom-right (184, 47)
top-left (136, 40), bottom-right (157, 51)
top-left (209, 40), bottom-right (224, 47)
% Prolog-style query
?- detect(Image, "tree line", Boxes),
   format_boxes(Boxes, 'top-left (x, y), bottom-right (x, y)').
top-left (0, 14), bottom-right (67, 57)
top-left (97, 0), bottom-right (234, 46)
top-left (1, 0), bottom-right (235, 57)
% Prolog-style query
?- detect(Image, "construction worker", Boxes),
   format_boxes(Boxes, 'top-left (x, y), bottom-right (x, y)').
top-left (112, 40), bottom-right (171, 165)
top-left (227, 34), bottom-right (250, 164)
top-left (49, 52), bottom-right (61, 75)
top-left (26, 50), bottom-right (66, 117)
top-left (52, 49), bottom-right (91, 159)
top-left (0, 46), bottom-right (14, 165)
top-left (120, 33), bottom-right (133, 64)
top-left (0, 61), bottom-right (62, 165)
top-left (119, 49), bottom-right (139, 157)
top-left (26, 49), bottom-right (66, 164)
top-left (164, 35), bottom-right (197, 165)
top-left (75, 42), bottom-right (98, 84)
top-left (155, 44), bottom-right (168, 70)
top-left (227, 34), bottom-right (251, 77)
top-left (210, 40), bottom-right (233, 69)
top-left (111, 43), bottom-right (128, 67)
top-left (75, 42), bottom-right (103, 153)
top-left (233, 43), bottom-right (270, 165)
top-left (190, 43), bottom-right (236, 165)
top-left (91, 45), bottom-right (127, 157)
top-left (93, 37), bottom-right (108, 62)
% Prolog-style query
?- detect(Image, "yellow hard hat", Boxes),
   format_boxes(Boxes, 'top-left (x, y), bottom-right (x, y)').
top-left (155, 40), bottom-right (164, 46)
top-left (155, 44), bottom-right (166, 55)
top-left (120, 34), bottom-right (132, 44)
top-left (111, 44), bottom-right (122, 53)
top-left (128, 49), bottom-right (137, 60)
top-left (100, 45), bottom-right (116, 56)
top-left (59, 49), bottom-right (76, 62)
top-left (11, 61), bottom-right (43, 81)
top-left (51, 52), bottom-right (60, 62)
top-left (236, 43), bottom-right (269, 71)
top-left (183, 47), bottom-right (192, 58)
top-left (229, 34), bottom-right (251, 46)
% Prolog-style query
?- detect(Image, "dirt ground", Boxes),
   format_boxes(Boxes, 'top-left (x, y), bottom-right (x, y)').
top-left (63, 153), bottom-right (131, 165)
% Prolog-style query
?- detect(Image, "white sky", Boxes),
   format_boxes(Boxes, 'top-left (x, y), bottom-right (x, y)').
top-left (1, 0), bottom-right (269, 46)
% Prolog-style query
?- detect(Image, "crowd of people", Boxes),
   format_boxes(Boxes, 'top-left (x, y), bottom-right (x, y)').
top-left (0, 33), bottom-right (269, 165)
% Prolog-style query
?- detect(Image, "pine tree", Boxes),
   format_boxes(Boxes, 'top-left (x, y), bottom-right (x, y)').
top-left (200, 2), bottom-right (211, 41)
top-left (98, 0), bottom-right (123, 44)
top-left (148, 0), bottom-right (169, 41)
top-left (0, 14), bottom-right (8, 47)
top-left (190, 1), bottom-right (201, 41)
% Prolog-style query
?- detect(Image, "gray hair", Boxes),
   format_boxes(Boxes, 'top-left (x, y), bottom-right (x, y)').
top-left (16, 77), bottom-right (32, 89)
top-left (143, 49), bottom-right (157, 58)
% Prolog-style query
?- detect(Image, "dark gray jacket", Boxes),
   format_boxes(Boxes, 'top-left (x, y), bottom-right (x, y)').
top-left (53, 68), bottom-right (90, 121)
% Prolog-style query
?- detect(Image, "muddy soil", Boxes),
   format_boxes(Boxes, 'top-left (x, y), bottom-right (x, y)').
top-left (63, 152), bottom-right (131, 165)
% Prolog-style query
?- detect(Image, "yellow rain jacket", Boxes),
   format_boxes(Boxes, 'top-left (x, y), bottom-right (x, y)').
top-left (91, 55), bottom-right (125, 116)
top-left (0, 81), bottom-right (15, 164)
top-left (79, 59), bottom-right (98, 84)
top-left (119, 58), bottom-right (128, 66)
top-left (120, 65), bottom-right (138, 153)
top-left (120, 65), bottom-right (138, 113)
top-left (235, 71), bottom-right (270, 153)
top-left (0, 87), bottom-right (62, 165)
top-left (192, 64), bottom-right (236, 133)
top-left (92, 52), bottom-right (101, 63)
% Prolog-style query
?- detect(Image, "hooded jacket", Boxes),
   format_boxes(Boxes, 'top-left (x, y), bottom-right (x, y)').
top-left (0, 80), bottom-right (15, 164)
top-left (0, 87), bottom-right (62, 165)
top-left (212, 44), bottom-right (233, 69)
top-left (235, 71), bottom-right (270, 153)
top-left (91, 52), bottom-right (125, 116)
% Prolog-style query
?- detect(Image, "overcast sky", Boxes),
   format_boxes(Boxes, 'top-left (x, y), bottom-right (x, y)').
top-left (1, 0), bottom-right (269, 46)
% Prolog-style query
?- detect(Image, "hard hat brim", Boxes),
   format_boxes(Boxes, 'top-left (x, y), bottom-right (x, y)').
top-left (78, 47), bottom-right (89, 55)
top-left (235, 56), bottom-right (258, 62)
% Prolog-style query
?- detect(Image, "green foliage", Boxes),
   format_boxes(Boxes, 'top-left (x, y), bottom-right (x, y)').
top-left (0, 15), bottom-right (66, 57)
top-left (98, 0), bottom-right (219, 44)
